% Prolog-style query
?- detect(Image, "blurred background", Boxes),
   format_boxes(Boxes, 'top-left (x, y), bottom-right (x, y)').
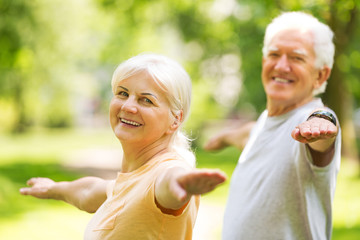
top-left (1, 0), bottom-right (359, 239)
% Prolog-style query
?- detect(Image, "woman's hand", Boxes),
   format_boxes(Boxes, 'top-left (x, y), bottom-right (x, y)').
top-left (20, 177), bottom-right (58, 199)
top-left (155, 167), bottom-right (226, 211)
top-left (170, 169), bottom-right (227, 202)
top-left (20, 176), bottom-right (108, 213)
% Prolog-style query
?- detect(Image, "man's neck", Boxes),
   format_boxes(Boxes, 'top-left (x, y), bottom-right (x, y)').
top-left (267, 97), bottom-right (314, 116)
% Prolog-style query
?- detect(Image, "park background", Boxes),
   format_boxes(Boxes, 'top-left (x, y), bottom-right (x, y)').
top-left (1, 0), bottom-right (360, 239)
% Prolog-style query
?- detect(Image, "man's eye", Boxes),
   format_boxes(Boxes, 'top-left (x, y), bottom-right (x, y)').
top-left (268, 52), bottom-right (279, 57)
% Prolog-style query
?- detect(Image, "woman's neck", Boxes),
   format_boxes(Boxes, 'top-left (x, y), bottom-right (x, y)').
top-left (120, 139), bottom-right (171, 173)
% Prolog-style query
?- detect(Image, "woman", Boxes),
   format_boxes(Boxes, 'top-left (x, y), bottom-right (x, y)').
top-left (20, 53), bottom-right (226, 240)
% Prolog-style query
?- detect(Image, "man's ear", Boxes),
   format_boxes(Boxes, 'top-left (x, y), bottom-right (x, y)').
top-left (262, 56), bottom-right (266, 66)
top-left (314, 66), bottom-right (331, 89)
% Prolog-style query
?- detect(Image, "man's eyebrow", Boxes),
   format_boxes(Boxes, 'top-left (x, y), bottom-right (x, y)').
top-left (293, 49), bottom-right (307, 56)
top-left (268, 46), bottom-right (279, 52)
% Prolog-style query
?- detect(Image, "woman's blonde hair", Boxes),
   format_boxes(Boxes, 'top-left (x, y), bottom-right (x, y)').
top-left (111, 53), bottom-right (195, 166)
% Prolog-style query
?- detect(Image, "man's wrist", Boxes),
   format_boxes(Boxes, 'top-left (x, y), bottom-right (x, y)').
top-left (307, 110), bottom-right (337, 126)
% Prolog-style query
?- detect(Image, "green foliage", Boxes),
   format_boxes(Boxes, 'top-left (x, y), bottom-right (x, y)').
top-left (0, 0), bottom-right (112, 132)
top-left (1, 0), bottom-right (360, 141)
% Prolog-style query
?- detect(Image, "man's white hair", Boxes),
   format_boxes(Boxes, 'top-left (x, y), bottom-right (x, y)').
top-left (262, 12), bottom-right (335, 95)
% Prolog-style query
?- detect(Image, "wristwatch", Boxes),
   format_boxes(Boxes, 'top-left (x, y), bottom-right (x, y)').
top-left (307, 110), bottom-right (337, 126)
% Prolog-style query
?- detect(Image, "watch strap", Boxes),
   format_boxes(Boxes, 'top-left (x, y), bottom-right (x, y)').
top-left (307, 110), bottom-right (337, 126)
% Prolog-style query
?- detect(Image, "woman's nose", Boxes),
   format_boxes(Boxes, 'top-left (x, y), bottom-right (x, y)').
top-left (121, 97), bottom-right (138, 114)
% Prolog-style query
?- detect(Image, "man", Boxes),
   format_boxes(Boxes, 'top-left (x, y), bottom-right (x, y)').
top-left (204, 12), bottom-right (341, 239)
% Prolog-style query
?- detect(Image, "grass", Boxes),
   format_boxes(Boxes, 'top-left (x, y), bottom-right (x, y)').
top-left (0, 129), bottom-right (359, 239)
top-left (332, 159), bottom-right (360, 239)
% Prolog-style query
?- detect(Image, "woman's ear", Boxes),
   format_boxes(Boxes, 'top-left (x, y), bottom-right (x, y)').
top-left (167, 111), bottom-right (183, 134)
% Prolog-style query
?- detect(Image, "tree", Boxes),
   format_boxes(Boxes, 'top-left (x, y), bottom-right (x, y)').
top-left (325, 0), bottom-right (359, 162)
top-left (0, 0), bottom-right (36, 132)
top-left (165, 0), bottom-right (360, 160)
top-left (2, 0), bottom-right (359, 163)
top-left (0, 0), bottom-right (110, 132)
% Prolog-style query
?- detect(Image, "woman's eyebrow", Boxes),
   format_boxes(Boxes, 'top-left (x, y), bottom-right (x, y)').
top-left (117, 85), bottom-right (158, 99)
top-left (117, 86), bottom-right (129, 91)
top-left (141, 92), bottom-right (158, 99)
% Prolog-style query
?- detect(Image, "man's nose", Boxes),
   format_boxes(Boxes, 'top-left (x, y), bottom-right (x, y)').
top-left (274, 55), bottom-right (291, 72)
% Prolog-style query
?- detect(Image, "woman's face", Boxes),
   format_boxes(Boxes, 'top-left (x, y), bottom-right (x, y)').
top-left (109, 71), bottom-right (176, 146)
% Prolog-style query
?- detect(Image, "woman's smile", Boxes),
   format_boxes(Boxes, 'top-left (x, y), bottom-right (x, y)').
top-left (120, 118), bottom-right (142, 127)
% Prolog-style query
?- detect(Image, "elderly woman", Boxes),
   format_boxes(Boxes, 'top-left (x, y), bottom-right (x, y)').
top-left (20, 53), bottom-right (226, 240)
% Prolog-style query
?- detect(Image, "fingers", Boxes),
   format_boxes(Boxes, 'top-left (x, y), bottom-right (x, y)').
top-left (203, 137), bottom-right (224, 151)
top-left (203, 131), bottom-right (230, 151)
top-left (19, 187), bottom-right (38, 196)
top-left (178, 169), bottom-right (227, 195)
top-left (292, 118), bottom-right (338, 143)
top-left (26, 177), bottom-right (41, 186)
top-left (291, 127), bottom-right (301, 141)
top-left (19, 177), bottom-right (41, 195)
top-left (203, 140), bottom-right (215, 151)
top-left (19, 185), bottom-right (40, 196)
top-left (19, 177), bottom-right (55, 199)
top-left (19, 187), bottom-right (30, 195)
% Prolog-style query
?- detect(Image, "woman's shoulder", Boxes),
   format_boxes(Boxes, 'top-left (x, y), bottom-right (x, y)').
top-left (152, 152), bottom-right (194, 171)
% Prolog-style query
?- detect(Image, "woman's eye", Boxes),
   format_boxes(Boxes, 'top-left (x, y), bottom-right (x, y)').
top-left (143, 98), bottom-right (153, 104)
top-left (118, 91), bottom-right (129, 97)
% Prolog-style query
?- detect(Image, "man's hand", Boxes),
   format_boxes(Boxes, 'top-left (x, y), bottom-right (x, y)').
top-left (203, 132), bottom-right (229, 151)
top-left (204, 121), bottom-right (255, 151)
top-left (291, 117), bottom-right (337, 144)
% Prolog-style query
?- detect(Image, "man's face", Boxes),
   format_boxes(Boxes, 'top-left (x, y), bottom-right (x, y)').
top-left (262, 29), bottom-right (326, 110)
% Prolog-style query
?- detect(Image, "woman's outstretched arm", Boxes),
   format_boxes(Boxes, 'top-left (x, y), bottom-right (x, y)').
top-left (20, 176), bottom-right (109, 213)
top-left (155, 167), bottom-right (226, 213)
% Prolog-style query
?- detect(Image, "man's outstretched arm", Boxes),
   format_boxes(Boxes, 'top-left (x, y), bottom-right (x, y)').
top-left (291, 110), bottom-right (339, 167)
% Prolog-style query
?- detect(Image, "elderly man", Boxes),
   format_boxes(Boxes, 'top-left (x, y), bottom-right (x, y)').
top-left (205, 12), bottom-right (341, 239)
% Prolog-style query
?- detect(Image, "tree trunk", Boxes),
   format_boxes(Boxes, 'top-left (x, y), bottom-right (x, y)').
top-left (324, 1), bottom-right (359, 164)
top-left (11, 73), bottom-right (27, 133)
